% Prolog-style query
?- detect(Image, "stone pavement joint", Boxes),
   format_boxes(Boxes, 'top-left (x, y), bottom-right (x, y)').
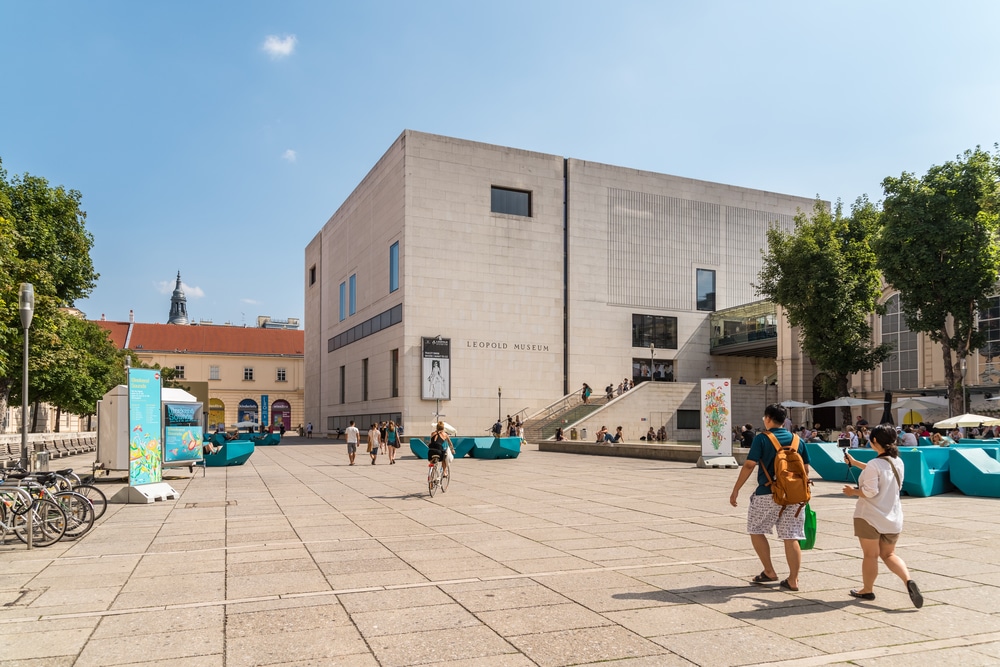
top-left (2, 441), bottom-right (999, 666)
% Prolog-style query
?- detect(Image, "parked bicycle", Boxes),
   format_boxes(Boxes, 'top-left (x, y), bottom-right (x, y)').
top-left (0, 484), bottom-right (67, 547)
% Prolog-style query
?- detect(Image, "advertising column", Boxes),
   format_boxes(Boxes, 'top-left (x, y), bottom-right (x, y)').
top-left (128, 368), bottom-right (163, 486)
top-left (697, 378), bottom-right (738, 468)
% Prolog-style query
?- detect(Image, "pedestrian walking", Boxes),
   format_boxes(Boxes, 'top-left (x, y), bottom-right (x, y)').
top-left (368, 423), bottom-right (381, 465)
top-left (306, 422), bottom-right (313, 439)
top-left (843, 424), bottom-right (923, 608)
top-left (345, 420), bottom-right (360, 465)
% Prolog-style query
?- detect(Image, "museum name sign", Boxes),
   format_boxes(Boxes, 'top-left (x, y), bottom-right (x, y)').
top-left (466, 340), bottom-right (550, 352)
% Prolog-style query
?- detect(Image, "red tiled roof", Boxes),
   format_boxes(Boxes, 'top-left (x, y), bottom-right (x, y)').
top-left (93, 321), bottom-right (303, 356)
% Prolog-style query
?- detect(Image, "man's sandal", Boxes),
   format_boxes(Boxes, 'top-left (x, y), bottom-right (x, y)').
top-left (751, 572), bottom-right (778, 584)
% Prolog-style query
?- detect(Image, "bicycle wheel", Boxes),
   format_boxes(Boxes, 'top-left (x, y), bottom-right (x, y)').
top-left (441, 463), bottom-right (450, 493)
top-left (73, 484), bottom-right (107, 520)
top-left (15, 498), bottom-right (67, 547)
top-left (54, 491), bottom-right (94, 540)
top-left (427, 460), bottom-right (438, 497)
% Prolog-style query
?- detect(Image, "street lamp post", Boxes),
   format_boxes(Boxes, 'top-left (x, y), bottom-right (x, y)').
top-left (649, 343), bottom-right (655, 382)
top-left (497, 386), bottom-right (502, 423)
top-left (18, 284), bottom-right (34, 472)
top-left (18, 283), bottom-right (34, 551)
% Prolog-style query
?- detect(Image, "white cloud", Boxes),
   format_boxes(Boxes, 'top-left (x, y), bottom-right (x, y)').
top-left (262, 34), bottom-right (297, 59)
top-left (282, 149), bottom-right (297, 163)
top-left (240, 298), bottom-right (260, 305)
top-left (155, 280), bottom-right (204, 298)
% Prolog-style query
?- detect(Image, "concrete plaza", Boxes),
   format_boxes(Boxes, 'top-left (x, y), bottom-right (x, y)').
top-left (2, 439), bottom-right (1000, 666)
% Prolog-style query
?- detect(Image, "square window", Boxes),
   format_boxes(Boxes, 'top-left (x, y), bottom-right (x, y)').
top-left (209, 365), bottom-right (220, 380)
top-left (677, 410), bottom-right (701, 429)
top-left (276, 368), bottom-right (286, 382)
top-left (244, 367), bottom-right (254, 381)
top-left (491, 186), bottom-right (531, 216)
top-left (174, 365), bottom-right (185, 380)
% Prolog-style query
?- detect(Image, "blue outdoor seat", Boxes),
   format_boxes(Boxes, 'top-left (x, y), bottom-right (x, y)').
top-left (897, 447), bottom-right (954, 497)
top-left (204, 436), bottom-right (254, 467)
top-left (948, 448), bottom-right (1000, 498)
top-left (471, 436), bottom-right (521, 459)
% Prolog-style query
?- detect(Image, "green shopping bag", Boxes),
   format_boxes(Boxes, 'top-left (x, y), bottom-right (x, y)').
top-left (799, 503), bottom-right (817, 550)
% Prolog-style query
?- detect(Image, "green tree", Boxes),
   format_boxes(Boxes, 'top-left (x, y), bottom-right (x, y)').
top-left (0, 159), bottom-right (100, 427)
top-left (758, 198), bottom-right (892, 426)
top-left (875, 147), bottom-right (1000, 417)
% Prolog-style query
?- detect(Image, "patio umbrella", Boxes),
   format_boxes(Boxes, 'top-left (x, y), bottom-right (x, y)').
top-left (231, 421), bottom-right (258, 430)
top-left (779, 400), bottom-right (813, 408)
top-left (811, 397), bottom-right (883, 408)
top-left (933, 413), bottom-right (1000, 429)
top-left (878, 391), bottom-right (893, 426)
top-left (891, 397), bottom-right (948, 411)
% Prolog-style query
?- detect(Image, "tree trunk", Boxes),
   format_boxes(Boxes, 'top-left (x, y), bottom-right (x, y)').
top-left (836, 373), bottom-right (852, 428)
top-left (0, 380), bottom-right (9, 433)
top-left (54, 406), bottom-right (61, 433)
top-left (941, 339), bottom-right (962, 416)
top-left (31, 400), bottom-right (40, 433)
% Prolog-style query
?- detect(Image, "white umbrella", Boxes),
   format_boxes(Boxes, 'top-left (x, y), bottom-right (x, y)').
top-left (430, 421), bottom-right (458, 436)
top-left (780, 400), bottom-right (813, 408)
top-left (933, 413), bottom-right (1000, 428)
top-left (891, 397), bottom-right (948, 411)
top-left (812, 396), bottom-right (883, 408)
top-left (231, 421), bottom-right (258, 429)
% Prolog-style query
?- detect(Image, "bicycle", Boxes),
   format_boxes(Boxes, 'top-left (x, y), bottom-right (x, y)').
top-left (4, 467), bottom-right (107, 521)
top-left (0, 484), bottom-right (67, 547)
top-left (427, 455), bottom-right (450, 497)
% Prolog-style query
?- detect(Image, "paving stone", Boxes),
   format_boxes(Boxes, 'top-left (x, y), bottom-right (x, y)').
top-left (507, 626), bottom-right (666, 667)
top-left (651, 624), bottom-right (820, 666)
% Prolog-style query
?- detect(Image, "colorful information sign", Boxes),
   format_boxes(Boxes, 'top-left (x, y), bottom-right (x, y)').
top-left (700, 378), bottom-right (733, 457)
top-left (128, 368), bottom-right (163, 486)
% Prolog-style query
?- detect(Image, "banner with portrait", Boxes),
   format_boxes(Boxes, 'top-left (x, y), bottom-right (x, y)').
top-left (422, 337), bottom-right (451, 400)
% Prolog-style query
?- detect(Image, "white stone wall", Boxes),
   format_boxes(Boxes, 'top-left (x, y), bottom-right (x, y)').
top-left (306, 131), bottom-right (818, 436)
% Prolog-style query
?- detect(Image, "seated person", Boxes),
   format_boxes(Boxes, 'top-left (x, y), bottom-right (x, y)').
top-left (930, 432), bottom-right (954, 446)
top-left (595, 425), bottom-right (609, 443)
top-left (555, 427), bottom-right (565, 442)
top-left (657, 425), bottom-right (667, 441)
top-left (645, 427), bottom-right (656, 441)
top-left (611, 426), bottom-right (623, 443)
top-left (203, 438), bottom-right (222, 455)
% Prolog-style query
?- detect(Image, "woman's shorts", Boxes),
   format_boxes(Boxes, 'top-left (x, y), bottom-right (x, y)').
top-left (747, 493), bottom-right (806, 540)
top-left (853, 518), bottom-right (899, 544)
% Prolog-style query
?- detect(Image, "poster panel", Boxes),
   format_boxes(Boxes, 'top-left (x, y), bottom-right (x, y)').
top-left (261, 394), bottom-right (269, 427)
top-left (700, 378), bottom-right (732, 457)
top-left (164, 426), bottom-right (204, 463)
top-left (422, 337), bottom-right (451, 400)
top-left (128, 368), bottom-right (162, 486)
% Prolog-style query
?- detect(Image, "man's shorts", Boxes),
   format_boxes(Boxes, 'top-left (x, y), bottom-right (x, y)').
top-left (347, 442), bottom-right (358, 454)
top-left (747, 493), bottom-right (806, 540)
top-left (853, 518), bottom-right (899, 545)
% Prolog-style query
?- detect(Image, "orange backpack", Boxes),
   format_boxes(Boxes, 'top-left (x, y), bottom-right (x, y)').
top-left (761, 432), bottom-right (810, 517)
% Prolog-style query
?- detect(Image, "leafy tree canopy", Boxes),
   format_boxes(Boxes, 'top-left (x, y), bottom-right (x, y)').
top-left (758, 198), bottom-right (891, 424)
top-left (875, 146), bottom-right (1000, 415)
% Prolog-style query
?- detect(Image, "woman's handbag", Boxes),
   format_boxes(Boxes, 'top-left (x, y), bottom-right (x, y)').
top-left (799, 503), bottom-right (817, 550)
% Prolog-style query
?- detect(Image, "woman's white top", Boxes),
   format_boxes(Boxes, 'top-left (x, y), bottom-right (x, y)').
top-left (854, 456), bottom-right (904, 534)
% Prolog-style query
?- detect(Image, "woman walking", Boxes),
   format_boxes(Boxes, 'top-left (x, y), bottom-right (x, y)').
top-left (843, 423), bottom-right (923, 608)
top-left (386, 421), bottom-right (399, 464)
top-left (368, 423), bottom-right (382, 465)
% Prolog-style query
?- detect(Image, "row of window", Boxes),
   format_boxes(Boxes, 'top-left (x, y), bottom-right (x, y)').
top-left (176, 365), bottom-right (287, 382)
top-left (329, 304), bottom-right (403, 352)
top-left (338, 349), bottom-right (400, 404)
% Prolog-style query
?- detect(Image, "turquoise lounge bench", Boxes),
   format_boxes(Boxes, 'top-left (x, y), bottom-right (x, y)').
top-left (252, 433), bottom-right (281, 446)
top-left (205, 434), bottom-right (255, 467)
top-left (448, 437), bottom-right (477, 458)
top-left (471, 436), bottom-right (521, 459)
top-left (898, 447), bottom-right (954, 497)
top-left (804, 442), bottom-right (877, 483)
top-left (409, 438), bottom-right (430, 459)
top-left (948, 448), bottom-right (1000, 498)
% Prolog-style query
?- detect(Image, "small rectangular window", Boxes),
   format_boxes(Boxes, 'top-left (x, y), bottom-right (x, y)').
top-left (349, 274), bottom-right (357, 315)
top-left (697, 269), bottom-right (716, 312)
top-left (244, 367), bottom-right (254, 381)
top-left (391, 349), bottom-right (399, 398)
top-left (309, 265), bottom-right (316, 286)
top-left (209, 365), bottom-right (220, 380)
top-left (174, 365), bottom-right (185, 379)
top-left (491, 186), bottom-right (532, 216)
top-left (276, 368), bottom-right (286, 382)
top-left (339, 365), bottom-right (346, 404)
top-left (389, 242), bottom-right (399, 292)
top-left (677, 410), bottom-right (700, 429)
top-left (362, 358), bottom-right (369, 401)
top-left (339, 282), bottom-right (346, 321)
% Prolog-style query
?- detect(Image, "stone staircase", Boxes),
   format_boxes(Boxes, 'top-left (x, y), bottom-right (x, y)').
top-left (523, 395), bottom-right (611, 442)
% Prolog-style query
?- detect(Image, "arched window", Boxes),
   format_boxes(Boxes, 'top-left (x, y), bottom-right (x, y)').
top-left (881, 294), bottom-right (917, 390)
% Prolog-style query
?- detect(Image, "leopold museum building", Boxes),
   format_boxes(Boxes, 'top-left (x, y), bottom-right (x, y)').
top-left (304, 131), bottom-right (817, 435)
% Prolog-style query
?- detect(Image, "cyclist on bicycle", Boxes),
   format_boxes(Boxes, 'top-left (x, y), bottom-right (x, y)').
top-left (428, 421), bottom-right (455, 477)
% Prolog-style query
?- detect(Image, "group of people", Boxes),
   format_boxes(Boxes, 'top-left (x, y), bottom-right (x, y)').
top-left (729, 404), bottom-right (923, 608)
top-left (594, 425), bottom-right (623, 444)
top-left (342, 420), bottom-right (402, 465)
top-left (642, 425), bottom-right (667, 441)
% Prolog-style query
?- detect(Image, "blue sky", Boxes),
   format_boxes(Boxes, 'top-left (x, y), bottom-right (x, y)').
top-left (3, 1), bottom-right (998, 327)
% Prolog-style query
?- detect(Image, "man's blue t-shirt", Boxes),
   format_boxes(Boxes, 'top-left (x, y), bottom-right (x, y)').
top-left (747, 428), bottom-right (810, 496)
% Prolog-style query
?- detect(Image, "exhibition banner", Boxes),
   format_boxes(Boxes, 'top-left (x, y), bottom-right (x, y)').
top-left (128, 368), bottom-right (163, 486)
top-left (700, 378), bottom-right (732, 457)
top-left (422, 337), bottom-right (451, 400)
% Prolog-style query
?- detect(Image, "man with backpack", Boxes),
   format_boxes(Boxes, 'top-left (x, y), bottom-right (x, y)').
top-left (729, 403), bottom-right (811, 592)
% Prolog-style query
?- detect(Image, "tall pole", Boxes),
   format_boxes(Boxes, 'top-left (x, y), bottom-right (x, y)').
top-left (497, 386), bottom-right (502, 423)
top-left (18, 283), bottom-right (34, 551)
top-left (961, 358), bottom-right (968, 414)
top-left (649, 343), bottom-right (655, 382)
